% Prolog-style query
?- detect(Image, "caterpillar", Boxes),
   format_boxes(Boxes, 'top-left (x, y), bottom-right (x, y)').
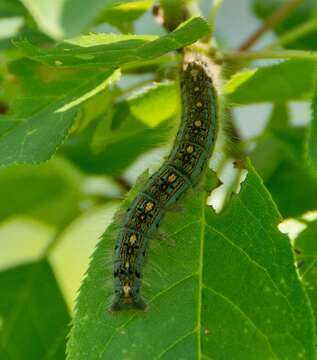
top-left (111, 54), bottom-right (219, 311)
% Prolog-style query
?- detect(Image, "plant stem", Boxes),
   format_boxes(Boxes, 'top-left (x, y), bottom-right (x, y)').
top-left (266, 18), bottom-right (317, 49)
top-left (208, 0), bottom-right (224, 33)
top-left (238, 0), bottom-right (305, 51)
top-left (221, 49), bottom-right (317, 62)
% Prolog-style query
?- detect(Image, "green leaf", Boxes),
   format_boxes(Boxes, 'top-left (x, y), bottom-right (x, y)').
top-left (0, 0), bottom-right (53, 50)
top-left (93, 81), bottom-right (179, 148)
top-left (0, 218), bottom-right (53, 270)
top-left (125, 82), bottom-right (179, 128)
top-left (307, 77), bottom-right (317, 171)
top-left (225, 60), bottom-right (316, 105)
top-left (252, 0), bottom-right (317, 50)
top-left (266, 103), bottom-right (290, 131)
top-left (62, 119), bottom-right (172, 175)
top-left (159, 0), bottom-right (190, 31)
top-left (67, 163), bottom-right (315, 359)
top-left (253, 0), bottom-right (317, 22)
top-left (0, 260), bottom-right (70, 359)
top-left (50, 202), bottom-right (120, 310)
top-left (0, 59), bottom-right (119, 166)
top-left (266, 158), bottom-right (317, 218)
top-left (15, 17), bottom-right (210, 68)
top-left (0, 157), bottom-right (82, 227)
top-left (295, 220), bottom-right (317, 328)
top-left (0, 0), bottom-right (25, 17)
top-left (18, 0), bottom-right (138, 39)
top-left (63, 82), bottom-right (178, 175)
top-left (266, 123), bottom-right (317, 217)
top-left (251, 105), bottom-right (317, 217)
top-left (0, 0), bottom-right (59, 49)
top-left (250, 104), bottom-right (289, 180)
top-left (97, 0), bottom-right (153, 33)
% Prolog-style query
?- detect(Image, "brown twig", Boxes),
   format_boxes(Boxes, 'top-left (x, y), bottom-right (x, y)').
top-left (238, 0), bottom-right (305, 51)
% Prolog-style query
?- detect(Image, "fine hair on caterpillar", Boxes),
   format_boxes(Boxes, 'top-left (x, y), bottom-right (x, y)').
top-left (110, 51), bottom-right (219, 311)
top-left (183, 50), bottom-right (233, 166)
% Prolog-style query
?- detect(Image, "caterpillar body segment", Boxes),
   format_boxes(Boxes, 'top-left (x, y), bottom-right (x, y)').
top-left (111, 58), bottom-right (219, 311)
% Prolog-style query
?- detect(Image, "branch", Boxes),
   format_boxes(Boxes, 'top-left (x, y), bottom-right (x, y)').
top-left (238, 0), bottom-right (305, 51)
top-left (222, 49), bottom-right (317, 62)
top-left (266, 18), bottom-right (317, 49)
top-left (208, 0), bottom-right (224, 33)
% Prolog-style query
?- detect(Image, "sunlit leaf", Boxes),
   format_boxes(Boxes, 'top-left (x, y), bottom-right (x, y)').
top-left (225, 60), bottom-right (316, 105)
top-left (50, 203), bottom-right (119, 310)
top-left (19, 0), bottom-right (141, 39)
top-left (15, 17), bottom-right (210, 68)
top-left (63, 82), bottom-right (178, 175)
top-left (67, 164), bottom-right (316, 359)
top-left (0, 59), bottom-right (119, 166)
top-left (0, 157), bottom-right (82, 227)
top-left (97, 0), bottom-right (153, 33)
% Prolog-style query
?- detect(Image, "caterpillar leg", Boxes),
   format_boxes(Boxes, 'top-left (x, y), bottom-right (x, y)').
top-left (111, 293), bottom-right (147, 311)
top-left (152, 229), bottom-right (167, 241)
top-left (167, 202), bottom-right (185, 213)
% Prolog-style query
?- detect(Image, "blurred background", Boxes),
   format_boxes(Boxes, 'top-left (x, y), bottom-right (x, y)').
top-left (0, 0), bottom-right (312, 312)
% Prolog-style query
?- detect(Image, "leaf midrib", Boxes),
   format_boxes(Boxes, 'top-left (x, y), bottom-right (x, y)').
top-left (197, 193), bottom-right (205, 359)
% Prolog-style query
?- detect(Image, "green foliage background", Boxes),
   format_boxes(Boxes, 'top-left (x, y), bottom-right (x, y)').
top-left (1, 0), bottom-right (317, 359)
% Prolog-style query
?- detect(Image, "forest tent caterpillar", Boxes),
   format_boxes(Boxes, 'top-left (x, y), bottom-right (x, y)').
top-left (111, 54), bottom-right (219, 311)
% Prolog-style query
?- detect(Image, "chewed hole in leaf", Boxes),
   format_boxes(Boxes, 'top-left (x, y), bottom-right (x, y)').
top-left (302, 210), bottom-right (317, 222)
top-left (278, 218), bottom-right (307, 242)
top-left (207, 159), bottom-right (248, 213)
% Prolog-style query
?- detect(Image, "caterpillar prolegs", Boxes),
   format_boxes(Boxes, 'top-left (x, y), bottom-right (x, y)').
top-left (111, 54), bottom-right (219, 311)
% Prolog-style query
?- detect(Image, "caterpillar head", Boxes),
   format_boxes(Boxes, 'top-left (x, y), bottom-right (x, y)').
top-left (111, 278), bottom-right (146, 311)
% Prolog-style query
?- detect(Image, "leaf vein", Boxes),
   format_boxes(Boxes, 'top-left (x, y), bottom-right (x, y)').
top-left (154, 329), bottom-right (196, 360)
top-left (98, 274), bottom-right (197, 359)
top-left (203, 286), bottom-right (279, 360)
top-left (205, 223), bottom-right (297, 316)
